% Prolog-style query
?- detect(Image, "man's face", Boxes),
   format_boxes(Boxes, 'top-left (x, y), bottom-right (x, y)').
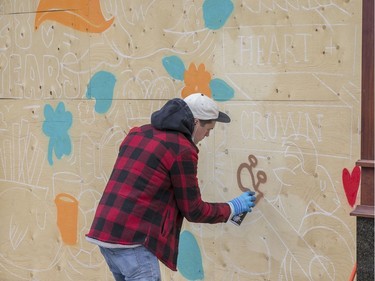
top-left (193, 120), bottom-right (216, 144)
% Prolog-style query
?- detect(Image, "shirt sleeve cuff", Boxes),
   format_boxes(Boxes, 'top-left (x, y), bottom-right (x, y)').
top-left (227, 202), bottom-right (235, 220)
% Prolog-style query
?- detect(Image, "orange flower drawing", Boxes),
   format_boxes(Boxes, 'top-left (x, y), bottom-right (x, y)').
top-left (181, 63), bottom-right (212, 98)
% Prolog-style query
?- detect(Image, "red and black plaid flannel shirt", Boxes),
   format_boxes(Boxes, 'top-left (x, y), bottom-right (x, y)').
top-left (86, 124), bottom-right (231, 270)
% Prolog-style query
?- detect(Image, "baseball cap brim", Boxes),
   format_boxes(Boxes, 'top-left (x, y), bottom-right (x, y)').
top-left (215, 111), bottom-right (231, 123)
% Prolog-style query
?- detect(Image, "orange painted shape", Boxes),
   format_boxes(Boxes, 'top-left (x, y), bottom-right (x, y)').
top-left (35, 0), bottom-right (114, 33)
top-left (55, 193), bottom-right (79, 245)
top-left (182, 63), bottom-right (211, 98)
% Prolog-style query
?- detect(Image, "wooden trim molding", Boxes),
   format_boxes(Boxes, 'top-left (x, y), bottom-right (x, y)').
top-left (356, 160), bottom-right (375, 168)
top-left (350, 205), bottom-right (375, 218)
top-left (350, 0), bottom-right (374, 218)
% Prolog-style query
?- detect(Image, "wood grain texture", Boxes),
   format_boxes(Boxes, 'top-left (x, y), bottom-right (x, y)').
top-left (0, 1), bottom-right (363, 280)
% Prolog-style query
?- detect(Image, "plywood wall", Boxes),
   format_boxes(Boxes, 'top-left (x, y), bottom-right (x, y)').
top-left (0, 1), bottom-right (362, 280)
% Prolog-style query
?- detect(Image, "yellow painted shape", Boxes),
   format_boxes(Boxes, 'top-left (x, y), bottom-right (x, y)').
top-left (35, 0), bottom-right (114, 33)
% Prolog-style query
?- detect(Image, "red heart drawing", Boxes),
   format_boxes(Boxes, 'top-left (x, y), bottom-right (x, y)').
top-left (342, 166), bottom-right (361, 207)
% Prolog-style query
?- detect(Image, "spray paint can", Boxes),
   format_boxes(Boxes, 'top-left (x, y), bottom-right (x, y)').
top-left (229, 190), bottom-right (256, 226)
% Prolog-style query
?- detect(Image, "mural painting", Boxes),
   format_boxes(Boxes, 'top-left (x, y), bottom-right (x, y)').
top-left (0, 1), bottom-right (361, 280)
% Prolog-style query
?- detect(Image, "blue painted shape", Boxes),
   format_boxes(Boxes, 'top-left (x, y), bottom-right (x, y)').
top-left (42, 102), bottom-right (72, 165)
top-left (210, 78), bottom-right (234, 101)
top-left (86, 71), bottom-right (116, 114)
top-left (177, 230), bottom-right (204, 280)
top-left (162, 55), bottom-right (186, 80)
top-left (203, 0), bottom-right (234, 30)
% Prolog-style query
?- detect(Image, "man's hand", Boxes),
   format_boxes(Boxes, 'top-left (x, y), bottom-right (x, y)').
top-left (228, 191), bottom-right (256, 216)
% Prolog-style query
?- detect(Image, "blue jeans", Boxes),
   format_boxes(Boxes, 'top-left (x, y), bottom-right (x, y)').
top-left (99, 246), bottom-right (161, 281)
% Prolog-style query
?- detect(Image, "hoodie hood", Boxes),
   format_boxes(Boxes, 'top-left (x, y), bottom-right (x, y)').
top-left (151, 98), bottom-right (195, 137)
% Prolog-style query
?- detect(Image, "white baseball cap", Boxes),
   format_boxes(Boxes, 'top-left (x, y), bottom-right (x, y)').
top-left (184, 93), bottom-right (231, 123)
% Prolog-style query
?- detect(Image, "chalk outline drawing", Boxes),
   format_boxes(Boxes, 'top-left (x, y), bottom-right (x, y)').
top-left (0, 0), bottom-right (360, 280)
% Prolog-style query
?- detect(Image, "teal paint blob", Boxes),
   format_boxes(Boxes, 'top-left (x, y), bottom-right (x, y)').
top-left (86, 71), bottom-right (116, 114)
top-left (210, 78), bottom-right (234, 101)
top-left (203, 0), bottom-right (234, 30)
top-left (177, 230), bottom-right (204, 280)
top-left (162, 55), bottom-right (186, 81)
top-left (42, 102), bottom-right (72, 166)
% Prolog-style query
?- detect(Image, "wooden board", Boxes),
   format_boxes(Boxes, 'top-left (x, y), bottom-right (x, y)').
top-left (0, 1), bottom-right (361, 280)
